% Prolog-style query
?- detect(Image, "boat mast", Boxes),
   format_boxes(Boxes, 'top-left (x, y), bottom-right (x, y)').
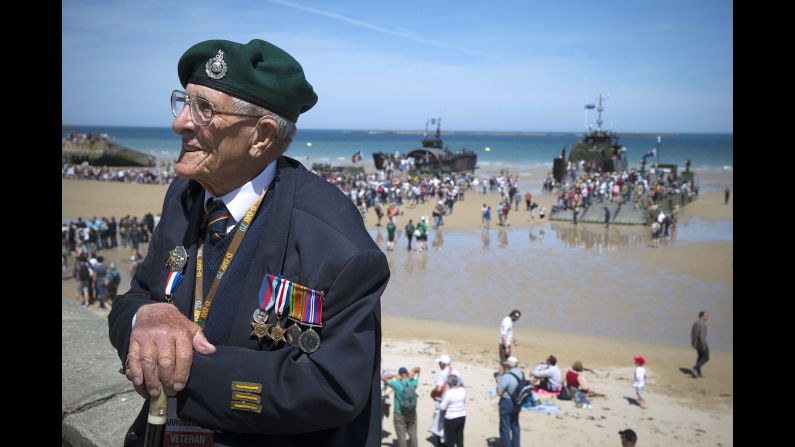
top-left (595, 94), bottom-right (608, 133)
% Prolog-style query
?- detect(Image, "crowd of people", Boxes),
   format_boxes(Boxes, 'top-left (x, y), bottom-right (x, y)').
top-left (62, 213), bottom-right (158, 309)
top-left (62, 162), bottom-right (176, 185)
top-left (550, 166), bottom-right (697, 217)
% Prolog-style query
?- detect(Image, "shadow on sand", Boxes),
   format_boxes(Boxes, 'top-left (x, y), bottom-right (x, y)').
top-left (624, 396), bottom-right (641, 407)
top-left (679, 367), bottom-right (697, 378)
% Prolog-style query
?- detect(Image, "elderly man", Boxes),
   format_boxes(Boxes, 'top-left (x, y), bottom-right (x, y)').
top-left (108, 39), bottom-right (389, 446)
top-left (497, 356), bottom-right (523, 447)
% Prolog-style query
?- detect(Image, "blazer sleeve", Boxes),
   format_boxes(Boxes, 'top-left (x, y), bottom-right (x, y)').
top-left (176, 248), bottom-right (389, 434)
top-left (107, 186), bottom-right (182, 367)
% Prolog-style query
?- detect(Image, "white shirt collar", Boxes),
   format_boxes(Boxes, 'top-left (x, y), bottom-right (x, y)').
top-left (204, 160), bottom-right (277, 225)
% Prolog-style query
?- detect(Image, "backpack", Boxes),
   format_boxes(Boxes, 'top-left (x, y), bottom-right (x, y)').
top-left (507, 371), bottom-right (534, 411)
top-left (105, 271), bottom-right (121, 288)
top-left (399, 379), bottom-right (417, 414)
top-left (78, 261), bottom-right (91, 281)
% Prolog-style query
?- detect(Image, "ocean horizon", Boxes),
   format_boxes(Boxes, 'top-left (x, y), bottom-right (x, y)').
top-left (63, 125), bottom-right (733, 178)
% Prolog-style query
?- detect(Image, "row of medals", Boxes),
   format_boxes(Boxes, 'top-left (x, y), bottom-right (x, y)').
top-left (251, 309), bottom-right (320, 353)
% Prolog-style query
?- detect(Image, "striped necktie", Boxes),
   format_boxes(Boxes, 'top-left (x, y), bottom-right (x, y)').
top-left (205, 198), bottom-right (232, 243)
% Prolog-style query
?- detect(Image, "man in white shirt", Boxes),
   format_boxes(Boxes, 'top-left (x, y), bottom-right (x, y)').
top-left (531, 355), bottom-right (562, 392)
top-left (499, 310), bottom-right (522, 372)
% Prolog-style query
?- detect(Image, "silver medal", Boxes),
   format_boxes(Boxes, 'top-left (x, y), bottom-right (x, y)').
top-left (298, 328), bottom-right (320, 354)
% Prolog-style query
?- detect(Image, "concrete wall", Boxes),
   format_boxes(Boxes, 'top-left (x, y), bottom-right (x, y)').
top-left (62, 298), bottom-right (141, 446)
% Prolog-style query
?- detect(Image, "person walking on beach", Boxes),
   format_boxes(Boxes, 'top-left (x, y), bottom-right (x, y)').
top-left (405, 219), bottom-right (415, 251)
top-left (499, 310), bottom-right (521, 372)
top-left (604, 206), bottom-right (611, 228)
top-left (691, 311), bottom-right (709, 377)
top-left (481, 203), bottom-right (488, 228)
top-left (386, 220), bottom-right (396, 251)
top-left (485, 205), bottom-right (492, 229)
top-left (497, 356), bottom-right (522, 447)
top-left (383, 366), bottom-right (421, 447)
top-left (633, 356), bottom-right (648, 409)
top-left (724, 187), bottom-right (730, 205)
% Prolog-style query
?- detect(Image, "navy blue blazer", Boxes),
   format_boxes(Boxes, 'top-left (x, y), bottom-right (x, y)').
top-left (108, 156), bottom-right (389, 446)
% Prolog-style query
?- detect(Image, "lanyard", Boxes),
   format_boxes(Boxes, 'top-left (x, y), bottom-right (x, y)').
top-left (193, 188), bottom-right (267, 327)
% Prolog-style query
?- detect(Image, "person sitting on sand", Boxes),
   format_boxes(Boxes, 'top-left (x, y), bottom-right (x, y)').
top-left (531, 355), bottom-right (562, 392)
top-left (565, 361), bottom-right (607, 409)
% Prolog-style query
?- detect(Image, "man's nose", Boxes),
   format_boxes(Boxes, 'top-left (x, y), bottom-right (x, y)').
top-left (172, 105), bottom-right (195, 135)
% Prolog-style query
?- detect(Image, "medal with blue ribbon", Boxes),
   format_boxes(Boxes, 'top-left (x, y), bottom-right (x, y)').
top-left (252, 274), bottom-right (279, 342)
top-left (164, 246), bottom-right (188, 303)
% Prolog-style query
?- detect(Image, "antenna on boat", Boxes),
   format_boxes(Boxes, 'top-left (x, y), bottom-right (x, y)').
top-left (595, 94), bottom-right (609, 132)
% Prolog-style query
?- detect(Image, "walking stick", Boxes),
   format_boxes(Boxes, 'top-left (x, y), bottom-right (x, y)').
top-left (144, 385), bottom-right (168, 447)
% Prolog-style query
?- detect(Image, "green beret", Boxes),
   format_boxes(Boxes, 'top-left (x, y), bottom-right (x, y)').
top-left (178, 39), bottom-right (317, 122)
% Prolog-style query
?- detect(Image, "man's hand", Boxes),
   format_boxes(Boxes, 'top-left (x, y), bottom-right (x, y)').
top-left (125, 303), bottom-right (216, 399)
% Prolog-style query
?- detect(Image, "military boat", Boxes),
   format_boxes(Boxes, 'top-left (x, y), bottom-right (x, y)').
top-left (552, 94), bottom-right (627, 184)
top-left (548, 95), bottom-right (699, 225)
top-left (372, 118), bottom-right (477, 172)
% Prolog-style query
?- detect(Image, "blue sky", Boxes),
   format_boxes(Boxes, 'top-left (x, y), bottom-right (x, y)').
top-left (62, 0), bottom-right (732, 133)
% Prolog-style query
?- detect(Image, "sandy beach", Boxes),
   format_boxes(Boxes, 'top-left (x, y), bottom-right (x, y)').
top-left (62, 166), bottom-right (733, 445)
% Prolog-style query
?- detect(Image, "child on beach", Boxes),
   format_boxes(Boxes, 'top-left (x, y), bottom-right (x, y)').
top-left (633, 356), bottom-right (647, 409)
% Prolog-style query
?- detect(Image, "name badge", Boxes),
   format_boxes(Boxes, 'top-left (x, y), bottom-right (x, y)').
top-left (164, 397), bottom-right (214, 447)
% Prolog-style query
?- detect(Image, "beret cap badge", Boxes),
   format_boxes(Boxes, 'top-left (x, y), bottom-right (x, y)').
top-left (205, 50), bottom-right (228, 80)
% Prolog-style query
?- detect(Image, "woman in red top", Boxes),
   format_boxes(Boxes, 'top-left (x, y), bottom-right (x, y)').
top-left (565, 361), bottom-right (607, 398)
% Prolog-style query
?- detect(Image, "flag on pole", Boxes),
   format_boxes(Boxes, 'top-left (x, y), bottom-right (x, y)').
top-left (352, 151), bottom-right (362, 163)
top-left (584, 104), bottom-right (596, 110)
top-left (642, 148), bottom-right (656, 159)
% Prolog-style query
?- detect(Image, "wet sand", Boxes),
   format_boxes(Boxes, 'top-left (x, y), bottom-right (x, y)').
top-left (62, 167), bottom-right (733, 445)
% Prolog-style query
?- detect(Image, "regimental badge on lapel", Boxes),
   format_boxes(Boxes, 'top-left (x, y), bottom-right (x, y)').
top-left (163, 246), bottom-right (189, 303)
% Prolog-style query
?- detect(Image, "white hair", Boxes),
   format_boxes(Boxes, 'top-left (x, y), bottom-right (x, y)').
top-left (231, 97), bottom-right (297, 151)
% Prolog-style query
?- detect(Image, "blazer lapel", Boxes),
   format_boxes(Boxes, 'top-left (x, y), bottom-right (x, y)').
top-left (227, 156), bottom-right (297, 346)
top-left (172, 180), bottom-right (205, 319)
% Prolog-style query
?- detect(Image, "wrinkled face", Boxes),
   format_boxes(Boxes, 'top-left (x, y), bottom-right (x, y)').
top-left (172, 83), bottom-right (259, 189)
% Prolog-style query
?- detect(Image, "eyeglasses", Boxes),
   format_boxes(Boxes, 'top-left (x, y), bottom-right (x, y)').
top-left (171, 90), bottom-right (263, 126)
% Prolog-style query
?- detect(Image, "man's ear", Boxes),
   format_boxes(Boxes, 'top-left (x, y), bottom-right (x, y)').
top-left (251, 117), bottom-right (279, 157)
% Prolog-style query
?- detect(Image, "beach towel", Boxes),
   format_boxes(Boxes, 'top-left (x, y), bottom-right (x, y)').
top-left (523, 402), bottom-right (561, 415)
top-left (535, 388), bottom-right (561, 396)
